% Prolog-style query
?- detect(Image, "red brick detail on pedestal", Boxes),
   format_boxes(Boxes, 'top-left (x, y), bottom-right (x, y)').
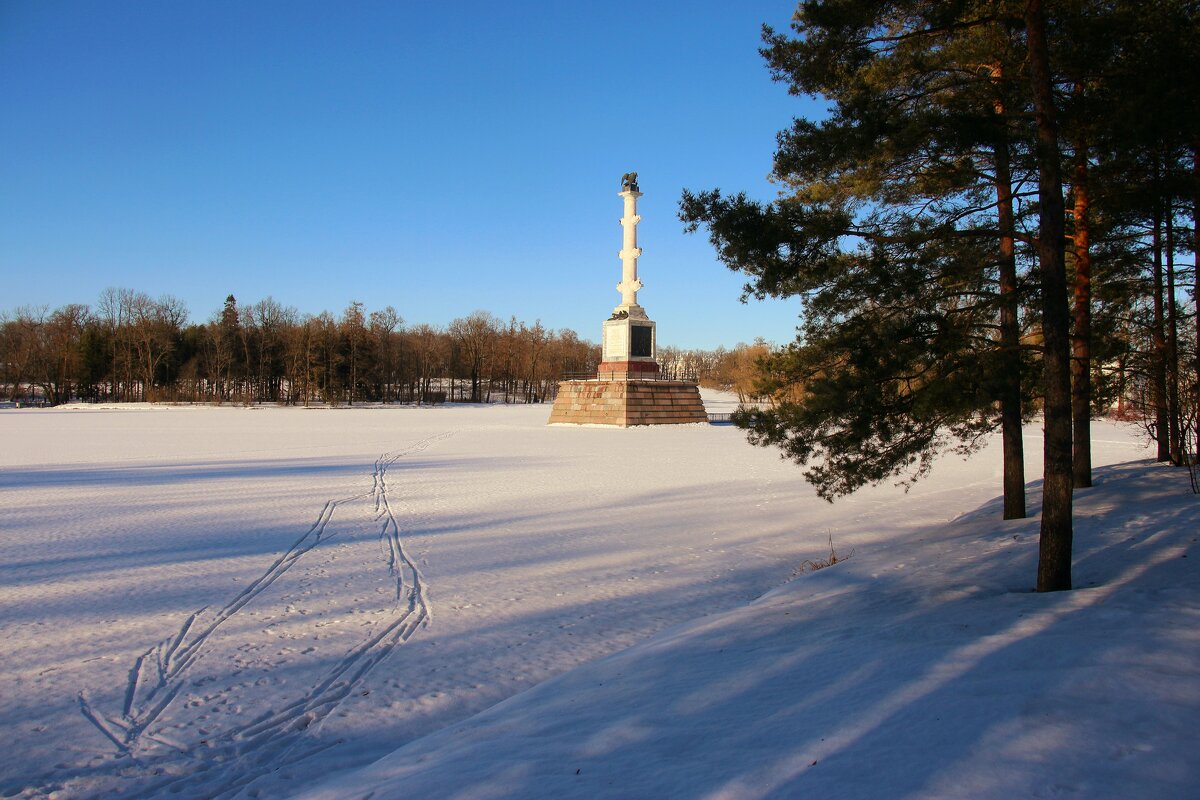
top-left (597, 360), bottom-right (659, 379)
top-left (547, 379), bottom-right (708, 427)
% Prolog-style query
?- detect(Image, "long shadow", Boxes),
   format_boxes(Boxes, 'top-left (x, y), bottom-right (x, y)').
top-left (11, 453), bottom-right (1192, 798)
top-left (0, 455), bottom-right (461, 489)
top-left (6, 440), bottom-right (454, 795)
top-left (0, 451), bottom-right (558, 590)
top-left (275, 458), bottom-right (1199, 800)
top-left (0, 463), bottom-right (805, 796)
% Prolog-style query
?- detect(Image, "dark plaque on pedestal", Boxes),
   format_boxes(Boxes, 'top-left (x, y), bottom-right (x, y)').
top-left (630, 324), bottom-right (652, 358)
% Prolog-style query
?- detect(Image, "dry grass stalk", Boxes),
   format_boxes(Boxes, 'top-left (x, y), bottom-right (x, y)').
top-left (798, 534), bottom-right (854, 574)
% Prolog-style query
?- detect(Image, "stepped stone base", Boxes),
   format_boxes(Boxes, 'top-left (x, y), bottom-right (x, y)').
top-left (547, 379), bottom-right (708, 427)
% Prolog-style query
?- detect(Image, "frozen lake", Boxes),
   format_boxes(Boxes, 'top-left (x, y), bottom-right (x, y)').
top-left (0, 397), bottom-right (1178, 798)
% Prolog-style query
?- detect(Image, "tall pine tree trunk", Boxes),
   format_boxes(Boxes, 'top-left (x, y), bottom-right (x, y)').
top-left (1194, 147), bottom-right (1200, 464)
top-left (1026, 0), bottom-right (1073, 592)
top-left (1165, 209), bottom-right (1182, 464)
top-left (1151, 196), bottom-right (1170, 461)
top-left (1071, 123), bottom-right (1093, 488)
top-left (992, 80), bottom-right (1027, 519)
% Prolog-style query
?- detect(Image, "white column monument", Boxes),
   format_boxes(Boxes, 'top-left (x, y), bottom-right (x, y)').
top-left (615, 181), bottom-right (646, 319)
top-left (601, 172), bottom-right (657, 377)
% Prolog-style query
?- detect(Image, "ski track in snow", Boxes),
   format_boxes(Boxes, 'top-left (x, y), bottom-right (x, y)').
top-left (74, 431), bottom-right (452, 799)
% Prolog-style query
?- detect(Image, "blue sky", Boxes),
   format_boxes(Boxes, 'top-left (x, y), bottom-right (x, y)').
top-left (1, 1), bottom-right (824, 349)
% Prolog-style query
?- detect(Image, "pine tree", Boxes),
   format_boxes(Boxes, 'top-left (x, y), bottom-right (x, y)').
top-left (680, 0), bottom-right (1106, 589)
top-left (683, 1), bottom-right (1039, 513)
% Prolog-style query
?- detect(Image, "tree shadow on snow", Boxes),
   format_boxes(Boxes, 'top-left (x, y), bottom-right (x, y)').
top-left (296, 459), bottom-right (1198, 800)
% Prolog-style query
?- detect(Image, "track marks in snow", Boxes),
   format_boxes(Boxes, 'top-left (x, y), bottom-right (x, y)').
top-left (79, 495), bottom-right (360, 754)
top-left (74, 431), bottom-right (452, 798)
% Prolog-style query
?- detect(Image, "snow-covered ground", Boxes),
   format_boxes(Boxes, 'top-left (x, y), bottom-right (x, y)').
top-left (1, 394), bottom-right (1194, 799)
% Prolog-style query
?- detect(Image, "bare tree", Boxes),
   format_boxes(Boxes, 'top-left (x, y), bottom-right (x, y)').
top-left (97, 288), bottom-right (138, 401)
top-left (369, 306), bottom-right (403, 401)
top-left (283, 315), bottom-right (320, 407)
top-left (0, 306), bottom-right (46, 402)
top-left (37, 304), bottom-right (90, 405)
top-left (128, 293), bottom-right (187, 401)
top-left (408, 323), bottom-right (447, 403)
top-left (449, 311), bottom-right (498, 403)
top-left (341, 301), bottom-right (367, 405)
top-left (523, 320), bottom-right (549, 402)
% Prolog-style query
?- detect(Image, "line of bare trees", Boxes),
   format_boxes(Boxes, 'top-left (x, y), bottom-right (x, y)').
top-left (0, 290), bottom-right (600, 406)
top-left (656, 340), bottom-right (775, 402)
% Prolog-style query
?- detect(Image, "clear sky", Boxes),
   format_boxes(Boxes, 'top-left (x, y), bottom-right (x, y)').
top-left (1, 1), bottom-right (825, 350)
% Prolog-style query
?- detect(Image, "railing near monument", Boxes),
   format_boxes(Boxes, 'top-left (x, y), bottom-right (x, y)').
top-left (560, 370), bottom-right (698, 383)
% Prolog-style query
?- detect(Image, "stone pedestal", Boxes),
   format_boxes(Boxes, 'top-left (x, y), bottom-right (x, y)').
top-left (547, 379), bottom-right (708, 427)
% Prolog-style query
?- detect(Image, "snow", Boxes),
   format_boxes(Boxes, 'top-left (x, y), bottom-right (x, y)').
top-left (0, 394), bottom-right (1195, 799)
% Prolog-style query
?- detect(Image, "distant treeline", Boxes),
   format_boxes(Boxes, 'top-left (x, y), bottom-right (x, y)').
top-left (0, 289), bottom-right (768, 406)
top-left (0, 290), bottom-right (603, 405)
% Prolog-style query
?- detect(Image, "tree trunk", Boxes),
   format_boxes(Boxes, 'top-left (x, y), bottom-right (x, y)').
top-left (1026, 0), bottom-right (1073, 593)
top-left (1165, 208), bottom-right (1182, 464)
top-left (1071, 121), bottom-right (1093, 488)
top-left (1194, 147), bottom-right (1200, 464)
top-left (1116, 352), bottom-right (1127, 417)
top-left (1151, 196), bottom-right (1170, 461)
top-left (349, 342), bottom-right (356, 406)
top-left (993, 112), bottom-right (1027, 519)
